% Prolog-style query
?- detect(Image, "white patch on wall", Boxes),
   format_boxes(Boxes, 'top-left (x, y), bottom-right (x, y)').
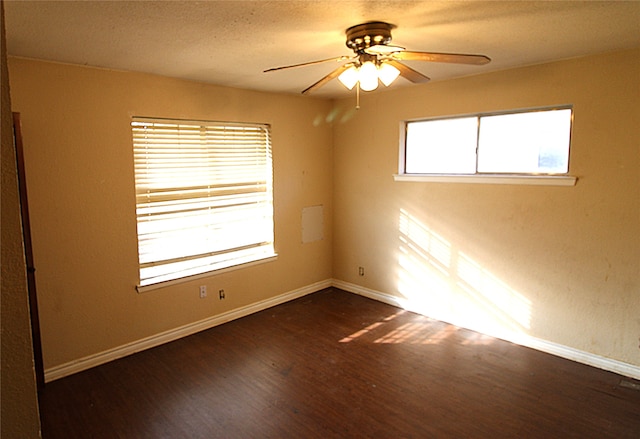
top-left (302, 205), bottom-right (324, 243)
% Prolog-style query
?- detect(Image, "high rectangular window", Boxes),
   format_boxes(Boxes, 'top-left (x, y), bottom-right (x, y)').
top-left (132, 117), bottom-right (275, 289)
top-left (402, 107), bottom-right (573, 177)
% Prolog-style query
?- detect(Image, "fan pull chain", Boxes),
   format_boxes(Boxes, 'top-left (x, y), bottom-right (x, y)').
top-left (356, 82), bottom-right (361, 110)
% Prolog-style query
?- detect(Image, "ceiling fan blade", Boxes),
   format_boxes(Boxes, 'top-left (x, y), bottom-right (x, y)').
top-left (301, 63), bottom-right (355, 95)
top-left (393, 51), bottom-right (491, 65)
top-left (385, 60), bottom-right (430, 84)
top-left (264, 55), bottom-right (353, 73)
top-left (364, 44), bottom-right (405, 55)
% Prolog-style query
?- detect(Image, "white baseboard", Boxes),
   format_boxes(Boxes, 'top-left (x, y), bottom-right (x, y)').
top-left (46, 278), bottom-right (640, 382)
top-left (44, 279), bottom-right (332, 382)
top-left (333, 279), bottom-right (640, 381)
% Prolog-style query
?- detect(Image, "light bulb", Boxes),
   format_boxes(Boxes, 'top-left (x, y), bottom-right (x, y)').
top-left (358, 61), bottom-right (378, 91)
top-left (338, 65), bottom-right (359, 90)
top-left (378, 63), bottom-right (400, 86)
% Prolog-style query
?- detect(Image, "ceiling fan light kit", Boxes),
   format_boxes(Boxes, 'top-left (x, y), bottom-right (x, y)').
top-left (357, 61), bottom-right (379, 91)
top-left (378, 62), bottom-right (401, 86)
top-left (337, 65), bottom-right (359, 90)
top-left (337, 61), bottom-right (401, 91)
top-left (264, 21), bottom-right (491, 97)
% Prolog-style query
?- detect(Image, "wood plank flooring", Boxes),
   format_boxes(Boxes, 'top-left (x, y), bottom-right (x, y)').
top-left (39, 288), bottom-right (640, 438)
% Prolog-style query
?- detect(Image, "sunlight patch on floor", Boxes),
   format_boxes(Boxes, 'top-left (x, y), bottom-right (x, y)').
top-left (372, 320), bottom-right (456, 345)
top-left (339, 310), bottom-right (497, 345)
top-left (339, 311), bottom-right (403, 343)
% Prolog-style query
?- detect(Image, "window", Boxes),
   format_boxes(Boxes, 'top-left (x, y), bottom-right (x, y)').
top-left (132, 117), bottom-right (275, 290)
top-left (397, 107), bottom-right (575, 185)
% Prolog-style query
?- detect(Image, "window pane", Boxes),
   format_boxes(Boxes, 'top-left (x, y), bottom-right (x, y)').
top-left (405, 117), bottom-right (478, 174)
top-left (477, 109), bottom-right (571, 174)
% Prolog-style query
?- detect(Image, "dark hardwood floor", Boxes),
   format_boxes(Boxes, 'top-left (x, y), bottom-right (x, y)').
top-left (39, 288), bottom-right (640, 438)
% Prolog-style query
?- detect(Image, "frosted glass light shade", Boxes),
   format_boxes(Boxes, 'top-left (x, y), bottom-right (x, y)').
top-left (338, 66), bottom-right (359, 90)
top-left (378, 63), bottom-right (400, 86)
top-left (359, 61), bottom-right (379, 91)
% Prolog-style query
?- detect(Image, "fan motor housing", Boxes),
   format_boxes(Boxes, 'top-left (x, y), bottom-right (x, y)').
top-left (345, 21), bottom-right (395, 52)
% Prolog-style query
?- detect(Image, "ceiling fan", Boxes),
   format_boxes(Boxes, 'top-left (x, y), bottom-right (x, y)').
top-left (264, 21), bottom-right (491, 95)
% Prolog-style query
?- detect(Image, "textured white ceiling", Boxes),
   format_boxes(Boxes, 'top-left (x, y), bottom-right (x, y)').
top-left (5, 1), bottom-right (640, 98)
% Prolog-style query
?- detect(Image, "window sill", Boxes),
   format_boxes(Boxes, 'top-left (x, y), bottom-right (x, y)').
top-left (393, 174), bottom-right (577, 186)
top-left (136, 254), bottom-right (278, 293)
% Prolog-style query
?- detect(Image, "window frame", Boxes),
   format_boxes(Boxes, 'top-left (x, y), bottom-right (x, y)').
top-left (395, 105), bottom-right (577, 186)
top-left (131, 116), bottom-right (277, 292)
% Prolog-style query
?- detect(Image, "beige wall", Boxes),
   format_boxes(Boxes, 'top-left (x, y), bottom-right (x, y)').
top-left (8, 57), bottom-right (334, 370)
top-left (8, 47), bottom-right (639, 376)
top-left (332, 48), bottom-right (640, 366)
top-left (1, 1), bottom-right (41, 436)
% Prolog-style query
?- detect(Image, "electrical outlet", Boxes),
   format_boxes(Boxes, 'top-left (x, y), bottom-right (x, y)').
top-left (219, 289), bottom-right (225, 300)
top-left (199, 285), bottom-right (207, 299)
top-left (358, 266), bottom-right (365, 276)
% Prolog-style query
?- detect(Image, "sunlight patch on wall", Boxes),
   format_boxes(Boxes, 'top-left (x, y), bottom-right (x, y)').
top-left (396, 208), bottom-right (532, 336)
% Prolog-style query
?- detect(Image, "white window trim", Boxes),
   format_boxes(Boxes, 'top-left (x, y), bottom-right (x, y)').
top-left (135, 255), bottom-right (277, 293)
top-left (396, 106), bottom-right (578, 186)
top-left (393, 173), bottom-right (577, 186)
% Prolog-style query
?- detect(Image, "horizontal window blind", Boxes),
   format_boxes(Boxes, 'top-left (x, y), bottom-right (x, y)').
top-left (132, 117), bottom-right (275, 287)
